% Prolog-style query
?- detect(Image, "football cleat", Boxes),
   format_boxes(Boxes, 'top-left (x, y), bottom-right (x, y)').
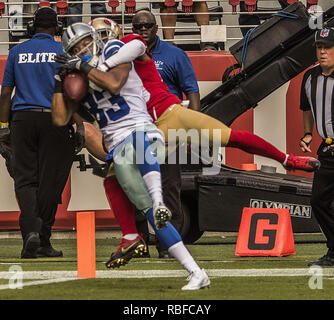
top-left (182, 269), bottom-right (210, 291)
top-left (105, 236), bottom-right (147, 269)
top-left (284, 154), bottom-right (320, 172)
top-left (153, 204), bottom-right (172, 230)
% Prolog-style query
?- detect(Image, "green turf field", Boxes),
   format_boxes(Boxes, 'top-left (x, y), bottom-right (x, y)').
top-left (0, 233), bottom-right (333, 300)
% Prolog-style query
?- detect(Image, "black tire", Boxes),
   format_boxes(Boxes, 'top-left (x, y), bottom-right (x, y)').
top-left (181, 194), bottom-right (204, 244)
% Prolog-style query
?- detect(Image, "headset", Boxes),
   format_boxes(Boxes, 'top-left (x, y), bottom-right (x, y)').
top-left (26, 7), bottom-right (63, 37)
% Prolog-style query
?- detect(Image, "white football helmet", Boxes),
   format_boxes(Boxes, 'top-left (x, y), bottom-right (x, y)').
top-left (90, 18), bottom-right (123, 43)
top-left (62, 22), bottom-right (104, 66)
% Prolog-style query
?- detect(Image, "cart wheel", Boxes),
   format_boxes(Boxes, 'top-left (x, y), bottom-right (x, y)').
top-left (181, 195), bottom-right (204, 244)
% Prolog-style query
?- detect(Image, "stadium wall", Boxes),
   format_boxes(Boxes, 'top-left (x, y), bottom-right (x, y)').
top-left (0, 51), bottom-right (322, 230)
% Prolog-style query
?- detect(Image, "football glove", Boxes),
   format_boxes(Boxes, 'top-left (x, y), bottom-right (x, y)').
top-left (55, 54), bottom-right (94, 75)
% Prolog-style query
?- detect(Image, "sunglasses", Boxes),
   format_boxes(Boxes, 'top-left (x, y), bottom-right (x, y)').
top-left (133, 22), bottom-right (155, 30)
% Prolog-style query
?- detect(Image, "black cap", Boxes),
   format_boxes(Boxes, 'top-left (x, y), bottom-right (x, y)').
top-left (315, 28), bottom-right (334, 47)
top-left (34, 7), bottom-right (58, 28)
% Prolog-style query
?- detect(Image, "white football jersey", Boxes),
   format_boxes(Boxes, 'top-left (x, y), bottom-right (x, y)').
top-left (82, 39), bottom-right (152, 152)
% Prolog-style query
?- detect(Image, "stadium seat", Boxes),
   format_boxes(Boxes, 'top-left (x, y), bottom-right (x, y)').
top-left (125, 0), bottom-right (136, 14)
top-left (0, 2), bottom-right (4, 16)
top-left (164, 0), bottom-right (176, 12)
top-left (56, 1), bottom-right (68, 15)
top-left (108, 0), bottom-right (120, 14)
top-left (181, 0), bottom-right (193, 14)
top-left (307, 0), bottom-right (318, 9)
top-left (244, 0), bottom-right (257, 12)
top-left (39, 1), bottom-right (51, 7)
top-left (229, 0), bottom-right (240, 13)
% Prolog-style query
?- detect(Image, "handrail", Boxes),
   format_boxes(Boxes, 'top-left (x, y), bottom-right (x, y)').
top-left (0, 0), bottom-right (321, 48)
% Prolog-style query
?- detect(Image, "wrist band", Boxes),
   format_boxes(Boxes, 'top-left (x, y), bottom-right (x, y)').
top-left (303, 132), bottom-right (312, 138)
top-left (54, 78), bottom-right (63, 93)
top-left (300, 138), bottom-right (311, 147)
top-left (80, 61), bottom-right (94, 75)
top-left (0, 122), bottom-right (9, 128)
top-left (300, 133), bottom-right (312, 147)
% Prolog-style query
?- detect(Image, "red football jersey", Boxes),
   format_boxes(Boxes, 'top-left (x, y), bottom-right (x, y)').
top-left (121, 34), bottom-right (181, 120)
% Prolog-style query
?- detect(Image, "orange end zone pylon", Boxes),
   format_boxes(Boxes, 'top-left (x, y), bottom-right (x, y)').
top-left (235, 207), bottom-right (295, 257)
top-left (76, 211), bottom-right (96, 278)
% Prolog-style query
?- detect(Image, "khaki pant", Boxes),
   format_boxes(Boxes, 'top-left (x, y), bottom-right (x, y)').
top-left (155, 104), bottom-right (232, 150)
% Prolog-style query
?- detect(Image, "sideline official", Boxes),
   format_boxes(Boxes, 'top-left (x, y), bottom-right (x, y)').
top-left (0, 7), bottom-right (75, 258)
top-left (299, 28), bottom-right (334, 266)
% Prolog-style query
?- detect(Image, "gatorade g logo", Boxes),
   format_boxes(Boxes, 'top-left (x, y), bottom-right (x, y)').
top-left (248, 213), bottom-right (278, 250)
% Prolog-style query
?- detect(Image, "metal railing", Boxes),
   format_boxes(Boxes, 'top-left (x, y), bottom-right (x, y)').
top-left (0, 0), bottom-right (321, 47)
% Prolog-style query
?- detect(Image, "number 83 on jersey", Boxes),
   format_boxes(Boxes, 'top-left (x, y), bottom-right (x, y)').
top-left (83, 89), bottom-right (130, 129)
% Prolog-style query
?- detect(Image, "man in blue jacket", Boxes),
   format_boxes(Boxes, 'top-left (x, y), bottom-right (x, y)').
top-left (133, 9), bottom-right (200, 111)
top-left (0, 7), bottom-right (76, 259)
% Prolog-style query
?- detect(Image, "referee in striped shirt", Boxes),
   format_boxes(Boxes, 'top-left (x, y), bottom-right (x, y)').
top-left (300, 27), bottom-right (334, 266)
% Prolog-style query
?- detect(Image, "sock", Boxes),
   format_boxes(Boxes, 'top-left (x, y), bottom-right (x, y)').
top-left (227, 130), bottom-right (287, 164)
top-left (104, 177), bottom-right (138, 236)
top-left (283, 154), bottom-right (290, 166)
top-left (168, 241), bottom-right (201, 274)
top-left (145, 208), bottom-right (200, 274)
top-left (123, 233), bottom-right (139, 241)
top-left (133, 131), bottom-right (164, 208)
top-left (142, 171), bottom-right (163, 210)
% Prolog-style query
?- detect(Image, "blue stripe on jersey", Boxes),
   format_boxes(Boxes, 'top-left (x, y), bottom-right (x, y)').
top-left (104, 40), bottom-right (124, 60)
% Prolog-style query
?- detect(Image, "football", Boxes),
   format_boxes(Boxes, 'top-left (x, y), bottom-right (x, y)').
top-left (63, 71), bottom-right (89, 102)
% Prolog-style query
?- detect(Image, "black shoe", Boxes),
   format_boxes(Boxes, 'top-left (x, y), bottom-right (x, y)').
top-left (308, 254), bottom-right (334, 266)
top-left (133, 246), bottom-right (151, 258)
top-left (21, 232), bottom-right (40, 259)
top-left (133, 250), bottom-right (151, 258)
top-left (105, 235), bottom-right (147, 269)
top-left (36, 246), bottom-right (63, 258)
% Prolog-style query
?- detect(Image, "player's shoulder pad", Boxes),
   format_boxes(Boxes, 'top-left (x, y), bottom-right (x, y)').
top-left (121, 33), bottom-right (147, 47)
top-left (103, 39), bottom-right (125, 59)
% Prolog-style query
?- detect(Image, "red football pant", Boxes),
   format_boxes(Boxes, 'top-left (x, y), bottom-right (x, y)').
top-left (104, 176), bottom-right (138, 236)
top-left (227, 130), bottom-right (286, 163)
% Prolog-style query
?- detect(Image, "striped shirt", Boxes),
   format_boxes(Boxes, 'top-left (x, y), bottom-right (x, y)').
top-left (300, 64), bottom-right (334, 140)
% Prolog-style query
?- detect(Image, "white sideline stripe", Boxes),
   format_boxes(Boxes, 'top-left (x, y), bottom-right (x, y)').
top-left (0, 277), bottom-right (78, 290)
top-left (1, 268), bottom-right (334, 280)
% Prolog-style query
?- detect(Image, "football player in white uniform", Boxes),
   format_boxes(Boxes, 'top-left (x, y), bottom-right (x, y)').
top-left (52, 22), bottom-right (210, 290)
top-left (54, 22), bottom-right (169, 225)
